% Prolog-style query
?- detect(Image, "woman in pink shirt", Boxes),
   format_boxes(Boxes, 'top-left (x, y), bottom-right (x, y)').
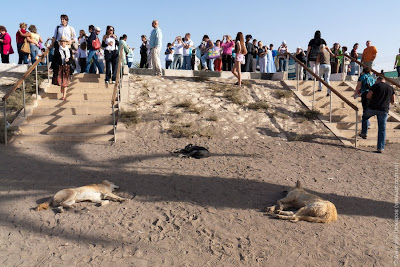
top-left (221, 35), bottom-right (234, 71)
top-left (0, 26), bottom-right (14, 63)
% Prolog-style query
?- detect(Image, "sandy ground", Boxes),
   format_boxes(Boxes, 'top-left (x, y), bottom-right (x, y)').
top-left (0, 75), bottom-right (399, 266)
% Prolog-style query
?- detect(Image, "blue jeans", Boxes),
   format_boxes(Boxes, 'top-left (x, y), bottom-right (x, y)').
top-left (85, 50), bottom-right (104, 73)
top-left (166, 60), bottom-right (172, 69)
top-left (318, 64), bottom-right (331, 94)
top-left (201, 54), bottom-right (214, 71)
top-left (350, 61), bottom-right (356, 75)
top-left (182, 55), bottom-right (192, 70)
top-left (173, 54), bottom-right (183, 69)
top-left (278, 58), bottom-right (287, 72)
top-left (30, 44), bottom-right (40, 64)
top-left (17, 43), bottom-right (28, 64)
top-left (361, 108), bottom-right (388, 150)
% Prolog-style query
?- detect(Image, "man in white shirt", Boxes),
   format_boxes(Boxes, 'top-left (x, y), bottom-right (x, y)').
top-left (172, 36), bottom-right (184, 69)
top-left (182, 33), bottom-right (194, 70)
top-left (51, 14), bottom-right (78, 48)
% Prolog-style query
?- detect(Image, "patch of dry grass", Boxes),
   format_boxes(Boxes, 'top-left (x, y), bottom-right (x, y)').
top-left (168, 123), bottom-right (213, 138)
top-left (223, 87), bottom-right (247, 105)
top-left (193, 76), bottom-right (209, 83)
top-left (0, 115), bottom-right (15, 144)
top-left (6, 89), bottom-right (33, 111)
top-left (155, 100), bottom-right (165, 106)
top-left (270, 110), bottom-right (290, 120)
top-left (174, 100), bottom-right (204, 114)
top-left (275, 89), bottom-right (293, 99)
top-left (247, 101), bottom-right (269, 111)
top-left (119, 110), bottom-right (141, 126)
top-left (206, 114), bottom-right (218, 122)
top-left (295, 109), bottom-right (321, 120)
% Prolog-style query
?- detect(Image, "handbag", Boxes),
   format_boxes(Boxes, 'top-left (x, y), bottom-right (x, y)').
top-left (92, 38), bottom-right (101, 50)
top-left (21, 39), bottom-right (30, 54)
top-left (207, 47), bottom-right (221, 59)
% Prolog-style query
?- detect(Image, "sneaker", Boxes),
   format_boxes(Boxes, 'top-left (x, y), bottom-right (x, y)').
top-left (359, 133), bottom-right (367, 139)
top-left (111, 81), bottom-right (115, 84)
top-left (377, 149), bottom-right (384, 153)
top-left (317, 89), bottom-right (322, 92)
top-left (326, 93), bottom-right (330, 97)
top-left (105, 81), bottom-right (109, 84)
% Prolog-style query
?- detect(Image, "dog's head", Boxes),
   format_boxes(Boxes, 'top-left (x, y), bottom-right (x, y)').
top-left (102, 180), bottom-right (119, 191)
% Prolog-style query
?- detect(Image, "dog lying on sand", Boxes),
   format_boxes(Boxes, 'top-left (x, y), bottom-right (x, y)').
top-left (266, 180), bottom-right (337, 223)
top-left (36, 180), bottom-right (126, 213)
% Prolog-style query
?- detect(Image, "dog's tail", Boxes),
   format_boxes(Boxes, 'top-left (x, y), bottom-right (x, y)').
top-left (36, 198), bottom-right (52, 211)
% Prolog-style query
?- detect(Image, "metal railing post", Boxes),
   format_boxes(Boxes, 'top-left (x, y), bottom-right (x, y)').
top-left (355, 110), bottom-right (358, 147)
top-left (3, 100), bottom-right (6, 145)
top-left (312, 77), bottom-right (316, 110)
top-left (35, 66), bottom-right (38, 99)
top-left (286, 54), bottom-right (289, 79)
top-left (296, 63), bottom-right (299, 91)
top-left (22, 80), bottom-right (26, 117)
top-left (112, 104), bottom-right (116, 143)
top-left (329, 93), bottom-right (332, 123)
top-left (47, 53), bottom-right (50, 83)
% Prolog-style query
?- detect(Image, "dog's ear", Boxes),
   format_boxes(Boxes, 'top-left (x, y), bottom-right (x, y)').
top-left (102, 180), bottom-right (111, 185)
top-left (296, 180), bottom-right (302, 189)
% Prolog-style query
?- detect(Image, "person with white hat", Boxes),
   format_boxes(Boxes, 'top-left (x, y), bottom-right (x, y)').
top-left (277, 41), bottom-right (288, 72)
top-left (51, 36), bottom-right (74, 100)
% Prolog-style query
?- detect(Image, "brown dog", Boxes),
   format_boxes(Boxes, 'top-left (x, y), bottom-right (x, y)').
top-left (36, 180), bottom-right (126, 213)
top-left (266, 180), bottom-right (338, 223)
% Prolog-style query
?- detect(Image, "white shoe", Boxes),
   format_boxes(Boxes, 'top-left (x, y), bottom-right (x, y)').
top-left (111, 81), bottom-right (115, 84)
top-left (105, 81), bottom-right (109, 84)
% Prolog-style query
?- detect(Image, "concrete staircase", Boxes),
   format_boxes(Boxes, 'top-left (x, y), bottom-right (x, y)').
top-left (13, 74), bottom-right (116, 142)
top-left (284, 80), bottom-right (400, 146)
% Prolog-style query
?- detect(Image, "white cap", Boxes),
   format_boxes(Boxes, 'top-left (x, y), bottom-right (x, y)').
top-left (95, 27), bottom-right (101, 31)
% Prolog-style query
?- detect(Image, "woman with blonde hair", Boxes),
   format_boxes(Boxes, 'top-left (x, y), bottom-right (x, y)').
top-left (231, 32), bottom-right (247, 86)
top-left (26, 25), bottom-right (43, 64)
top-left (16, 22), bottom-right (30, 64)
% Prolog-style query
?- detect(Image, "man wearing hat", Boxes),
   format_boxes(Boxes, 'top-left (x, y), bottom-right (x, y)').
top-left (85, 25), bottom-right (104, 73)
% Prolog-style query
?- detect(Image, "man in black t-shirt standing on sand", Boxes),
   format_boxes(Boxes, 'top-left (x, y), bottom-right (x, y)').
top-left (360, 77), bottom-right (395, 153)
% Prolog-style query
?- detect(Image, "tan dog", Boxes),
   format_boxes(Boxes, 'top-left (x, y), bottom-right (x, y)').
top-left (36, 180), bottom-right (126, 213)
top-left (266, 180), bottom-right (337, 223)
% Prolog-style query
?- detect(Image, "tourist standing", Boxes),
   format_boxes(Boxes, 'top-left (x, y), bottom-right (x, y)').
top-left (232, 32), bottom-right (247, 87)
top-left (360, 77), bottom-right (395, 153)
top-left (317, 44), bottom-right (332, 96)
top-left (251, 39), bottom-right (258, 72)
top-left (140, 35), bottom-right (149, 68)
top-left (172, 36), bottom-right (183, 69)
top-left (221, 35), bottom-right (234, 71)
top-left (295, 47), bottom-right (306, 80)
top-left (277, 41), bottom-right (288, 72)
top-left (266, 47), bottom-right (276, 73)
top-left (77, 30), bottom-right (87, 73)
top-left (27, 25), bottom-right (43, 64)
top-left (200, 35), bottom-right (214, 71)
top-left (306, 30), bottom-right (326, 79)
top-left (182, 33), bottom-right (193, 70)
top-left (16, 23), bottom-right (30, 64)
top-left (342, 46), bottom-right (351, 74)
top-left (361, 40), bottom-right (378, 70)
top-left (350, 43), bottom-right (359, 75)
top-left (330, 43), bottom-right (342, 74)
top-left (0, 26), bottom-right (14, 63)
top-left (242, 35), bottom-right (253, 72)
top-left (165, 43), bottom-right (174, 69)
top-left (85, 26), bottom-right (103, 74)
top-left (213, 40), bottom-right (223, 72)
top-left (102, 26), bottom-right (119, 83)
top-left (394, 48), bottom-right (400, 77)
top-left (149, 20), bottom-right (162, 76)
top-left (258, 41), bottom-right (267, 73)
top-left (118, 34), bottom-right (130, 74)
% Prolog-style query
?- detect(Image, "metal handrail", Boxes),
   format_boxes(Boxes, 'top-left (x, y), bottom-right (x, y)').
top-left (111, 47), bottom-right (125, 142)
top-left (287, 52), bottom-right (359, 147)
top-left (2, 49), bottom-right (50, 145)
top-left (341, 54), bottom-right (400, 89)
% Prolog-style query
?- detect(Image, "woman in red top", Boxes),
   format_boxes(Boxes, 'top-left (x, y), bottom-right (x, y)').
top-left (16, 23), bottom-right (30, 64)
top-left (0, 26), bottom-right (14, 63)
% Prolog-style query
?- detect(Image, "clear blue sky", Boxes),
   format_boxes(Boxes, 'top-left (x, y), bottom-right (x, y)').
top-left (2, 0), bottom-right (399, 71)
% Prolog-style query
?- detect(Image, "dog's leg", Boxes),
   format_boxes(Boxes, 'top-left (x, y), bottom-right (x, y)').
top-left (277, 210), bottom-right (294, 216)
top-left (103, 192), bottom-right (126, 202)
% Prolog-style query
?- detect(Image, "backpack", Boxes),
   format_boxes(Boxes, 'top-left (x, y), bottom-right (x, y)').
top-left (173, 144), bottom-right (210, 159)
top-left (362, 74), bottom-right (375, 91)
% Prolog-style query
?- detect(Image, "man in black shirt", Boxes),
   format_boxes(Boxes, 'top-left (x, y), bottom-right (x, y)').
top-left (360, 77), bottom-right (395, 153)
top-left (242, 35), bottom-right (253, 72)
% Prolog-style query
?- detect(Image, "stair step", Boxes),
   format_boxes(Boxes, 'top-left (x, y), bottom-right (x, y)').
top-left (32, 107), bottom-right (113, 116)
top-left (13, 133), bottom-right (114, 142)
top-left (38, 99), bottom-right (112, 108)
top-left (26, 115), bottom-right (113, 124)
top-left (20, 124), bottom-right (113, 134)
top-left (335, 122), bottom-right (400, 130)
top-left (41, 93), bottom-right (113, 101)
top-left (45, 87), bottom-right (113, 94)
top-left (339, 129), bottom-right (400, 139)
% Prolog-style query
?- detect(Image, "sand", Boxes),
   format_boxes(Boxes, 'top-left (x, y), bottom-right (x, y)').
top-left (0, 75), bottom-right (398, 266)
